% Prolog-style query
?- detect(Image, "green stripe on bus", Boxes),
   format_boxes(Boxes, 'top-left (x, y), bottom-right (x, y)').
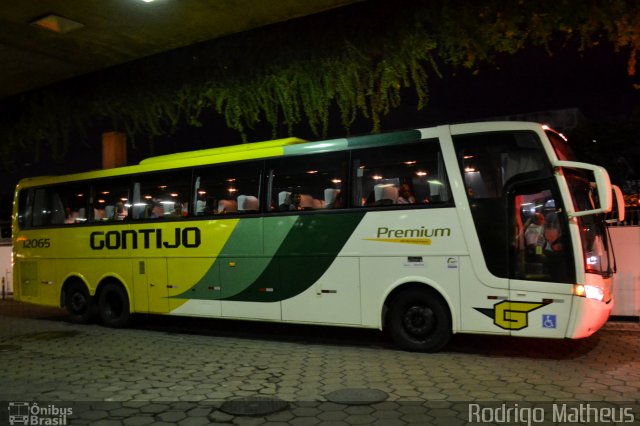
top-left (219, 216), bottom-right (298, 299)
top-left (224, 212), bottom-right (365, 302)
top-left (282, 139), bottom-right (349, 156)
top-left (173, 216), bottom-right (300, 300)
top-left (346, 130), bottom-right (422, 148)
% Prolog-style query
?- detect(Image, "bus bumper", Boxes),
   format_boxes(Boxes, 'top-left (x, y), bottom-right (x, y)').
top-left (565, 295), bottom-right (613, 339)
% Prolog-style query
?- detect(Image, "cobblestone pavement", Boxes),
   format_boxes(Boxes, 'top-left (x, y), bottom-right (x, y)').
top-left (0, 299), bottom-right (638, 425)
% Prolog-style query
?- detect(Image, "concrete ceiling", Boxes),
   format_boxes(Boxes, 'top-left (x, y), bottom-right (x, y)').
top-left (0, 0), bottom-right (361, 99)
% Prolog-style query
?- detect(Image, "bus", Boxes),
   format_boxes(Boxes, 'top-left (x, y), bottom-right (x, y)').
top-left (12, 121), bottom-right (624, 352)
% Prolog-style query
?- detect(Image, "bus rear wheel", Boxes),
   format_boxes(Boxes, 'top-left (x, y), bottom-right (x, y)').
top-left (387, 288), bottom-right (451, 352)
top-left (98, 282), bottom-right (130, 328)
top-left (65, 282), bottom-right (93, 324)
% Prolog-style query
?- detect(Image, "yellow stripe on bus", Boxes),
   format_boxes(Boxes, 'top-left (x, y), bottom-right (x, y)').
top-left (363, 238), bottom-right (432, 245)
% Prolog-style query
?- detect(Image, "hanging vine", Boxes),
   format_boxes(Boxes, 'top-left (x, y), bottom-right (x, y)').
top-left (0, 0), bottom-right (638, 170)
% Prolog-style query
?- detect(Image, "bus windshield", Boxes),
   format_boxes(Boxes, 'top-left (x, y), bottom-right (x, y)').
top-left (545, 130), bottom-right (576, 161)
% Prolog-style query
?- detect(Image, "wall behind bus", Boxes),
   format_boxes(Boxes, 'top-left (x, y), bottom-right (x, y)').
top-left (609, 226), bottom-right (640, 318)
top-left (0, 244), bottom-right (12, 296)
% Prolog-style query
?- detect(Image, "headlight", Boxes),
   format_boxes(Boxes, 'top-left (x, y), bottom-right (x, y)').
top-left (574, 284), bottom-right (604, 302)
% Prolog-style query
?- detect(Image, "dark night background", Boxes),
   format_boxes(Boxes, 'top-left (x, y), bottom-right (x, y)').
top-left (1, 6), bottom-right (639, 221)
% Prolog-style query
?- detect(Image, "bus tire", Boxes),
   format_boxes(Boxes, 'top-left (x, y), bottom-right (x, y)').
top-left (387, 288), bottom-right (451, 352)
top-left (65, 282), bottom-right (93, 324)
top-left (98, 282), bottom-right (130, 328)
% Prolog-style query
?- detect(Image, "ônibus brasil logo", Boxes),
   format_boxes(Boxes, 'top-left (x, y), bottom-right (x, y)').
top-left (8, 402), bottom-right (72, 425)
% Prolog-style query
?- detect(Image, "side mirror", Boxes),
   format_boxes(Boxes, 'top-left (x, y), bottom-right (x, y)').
top-left (605, 185), bottom-right (625, 223)
top-left (552, 160), bottom-right (613, 218)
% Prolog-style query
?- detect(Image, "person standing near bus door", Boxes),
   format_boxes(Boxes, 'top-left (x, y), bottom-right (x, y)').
top-left (524, 212), bottom-right (545, 255)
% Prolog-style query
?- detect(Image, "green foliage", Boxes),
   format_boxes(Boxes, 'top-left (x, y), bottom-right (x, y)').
top-left (0, 0), bottom-right (639, 169)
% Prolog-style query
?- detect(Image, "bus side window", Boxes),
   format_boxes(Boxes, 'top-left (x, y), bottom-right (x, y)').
top-left (31, 189), bottom-right (49, 226)
top-left (24, 184), bottom-right (90, 227)
top-left (194, 162), bottom-right (261, 217)
top-left (267, 152), bottom-right (347, 212)
top-left (91, 178), bottom-right (131, 222)
top-left (351, 139), bottom-right (448, 208)
top-left (132, 170), bottom-right (190, 220)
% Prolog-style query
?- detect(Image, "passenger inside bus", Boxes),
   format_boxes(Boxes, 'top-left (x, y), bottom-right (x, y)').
top-left (397, 183), bottom-right (416, 204)
top-left (217, 199), bottom-right (237, 214)
top-left (113, 202), bottom-right (128, 220)
top-left (542, 212), bottom-right (564, 253)
top-left (278, 191), bottom-right (292, 211)
top-left (523, 212), bottom-right (545, 255)
top-left (290, 192), bottom-right (303, 210)
top-left (147, 201), bottom-right (164, 218)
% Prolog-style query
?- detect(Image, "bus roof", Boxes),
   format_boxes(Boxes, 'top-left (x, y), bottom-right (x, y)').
top-left (139, 137), bottom-right (308, 165)
top-left (17, 122), bottom-right (549, 188)
top-left (17, 128), bottom-right (424, 188)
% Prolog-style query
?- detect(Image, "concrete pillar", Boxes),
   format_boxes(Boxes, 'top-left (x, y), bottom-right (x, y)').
top-left (102, 131), bottom-right (127, 169)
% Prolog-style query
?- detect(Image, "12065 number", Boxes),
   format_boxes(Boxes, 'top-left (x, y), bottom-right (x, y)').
top-left (22, 238), bottom-right (51, 248)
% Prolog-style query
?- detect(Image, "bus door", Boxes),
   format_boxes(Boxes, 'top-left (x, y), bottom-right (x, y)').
top-left (132, 258), bottom-right (168, 313)
top-left (17, 259), bottom-right (58, 306)
top-left (507, 178), bottom-right (575, 338)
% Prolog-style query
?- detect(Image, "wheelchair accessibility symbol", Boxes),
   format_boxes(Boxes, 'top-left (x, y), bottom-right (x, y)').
top-left (543, 314), bottom-right (557, 329)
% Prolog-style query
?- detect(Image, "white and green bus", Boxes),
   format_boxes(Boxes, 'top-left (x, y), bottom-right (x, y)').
top-left (12, 121), bottom-right (623, 351)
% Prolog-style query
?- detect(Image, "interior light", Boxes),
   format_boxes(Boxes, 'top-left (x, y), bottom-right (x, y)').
top-left (403, 161), bottom-right (416, 165)
top-left (464, 167), bottom-right (476, 173)
top-left (144, 195), bottom-right (152, 199)
top-left (306, 170), bottom-right (318, 174)
top-left (226, 178), bottom-right (236, 182)
top-left (170, 193), bottom-right (179, 197)
top-left (158, 185), bottom-right (167, 190)
top-left (416, 171), bottom-right (428, 177)
top-left (331, 179), bottom-right (342, 184)
top-left (463, 155), bottom-right (474, 159)
top-left (586, 256), bottom-right (600, 265)
top-left (198, 190), bottom-right (207, 195)
top-left (372, 175), bottom-right (383, 180)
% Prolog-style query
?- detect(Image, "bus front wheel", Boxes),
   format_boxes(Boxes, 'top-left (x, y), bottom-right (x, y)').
top-left (387, 288), bottom-right (451, 352)
top-left (65, 282), bottom-right (93, 324)
top-left (98, 282), bottom-right (130, 328)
